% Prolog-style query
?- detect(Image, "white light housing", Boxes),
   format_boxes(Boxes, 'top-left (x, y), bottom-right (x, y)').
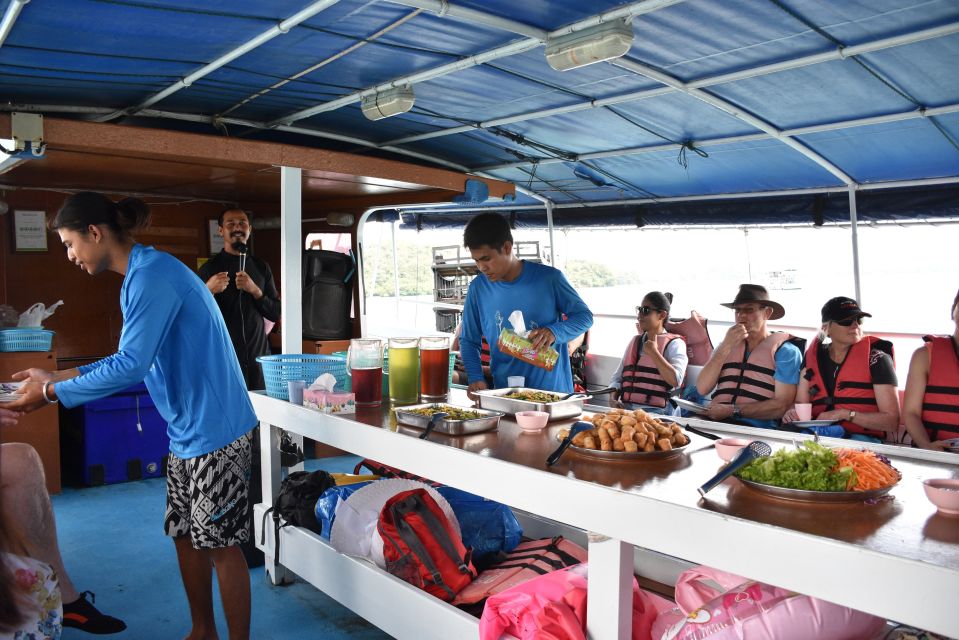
top-left (545, 20), bottom-right (634, 72)
top-left (361, 86), bottom-right (415, 121)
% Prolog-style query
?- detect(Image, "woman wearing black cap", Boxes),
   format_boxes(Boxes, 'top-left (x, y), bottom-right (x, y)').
top-left (609, 292), bottom-right (688, 413)
top-left (784, 296), bottom-right (900, 442)
top-left (902, 289), bottom-right (959, 450)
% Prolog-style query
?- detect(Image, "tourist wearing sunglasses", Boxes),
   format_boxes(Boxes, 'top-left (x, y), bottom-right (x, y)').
top-left (902, 288), bottom-right (959, 450)
top-left (784, 297), bottom-right (900, 442)
top-left (609, 292), bottom-right (687, 413)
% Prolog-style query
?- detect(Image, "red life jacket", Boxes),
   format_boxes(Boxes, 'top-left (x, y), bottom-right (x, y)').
top-left (621, 333), bottom-right (684, 408)
top-left (665, 311), bottom-right (714, 366)
top-left (920, 335), bottom-right (959, 441)
top-left (713, 332), bottom-right (804, 405)
top-left (804, 336), bottom-right (893, 440)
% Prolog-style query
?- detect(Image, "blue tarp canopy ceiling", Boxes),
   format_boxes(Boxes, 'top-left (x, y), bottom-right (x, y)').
top-left (1, 0), bottom-right (958, 224)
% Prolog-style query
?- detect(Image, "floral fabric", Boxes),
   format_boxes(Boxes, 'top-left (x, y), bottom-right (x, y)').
top-left (2, 552), bottom-right (62, 640)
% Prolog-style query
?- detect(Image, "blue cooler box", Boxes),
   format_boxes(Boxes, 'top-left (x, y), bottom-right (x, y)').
top-left (61, 383), bottom-right (170, 486)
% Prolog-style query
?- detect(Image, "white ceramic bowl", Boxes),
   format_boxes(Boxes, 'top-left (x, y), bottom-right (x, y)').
top-left (923, 478), bottom-right (959, 516)
top-left (715, 437), bottom-right (751, 463)
top-left (515, 410), bottom-right (550, 432)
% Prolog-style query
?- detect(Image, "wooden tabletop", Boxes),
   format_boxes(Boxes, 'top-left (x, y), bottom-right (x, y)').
top-left (342, 393), bottom-right (959, 571)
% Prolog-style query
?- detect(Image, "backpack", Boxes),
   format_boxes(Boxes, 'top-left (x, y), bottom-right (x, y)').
top-left (260, 470), bottom-right (335, 559)
top-left (377, 488), bottom-right (477, 601)
top-left (665, 311), bottom-right (714, 366)
top-left (354, 459), bottom-right (440, 486)
top-left (453, 536), bottom-right (587, 605)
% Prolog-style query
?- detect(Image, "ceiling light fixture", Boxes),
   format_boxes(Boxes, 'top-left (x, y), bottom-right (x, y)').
top-left (545, 20), bottom-right (634, 72)
top-left (361, 86), bottom-right (415, 121)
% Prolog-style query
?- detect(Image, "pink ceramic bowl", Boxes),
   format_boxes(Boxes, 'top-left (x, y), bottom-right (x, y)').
top-left (515, 410), bottom-right (550, 432)
top-left (715, 437), bottom-right (751, 463)
top-left (923, 479), bottom-right (959, 516)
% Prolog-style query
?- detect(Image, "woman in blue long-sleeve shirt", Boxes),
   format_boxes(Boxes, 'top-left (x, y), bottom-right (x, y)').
top-left (8, 192), bottom-right (256, 640)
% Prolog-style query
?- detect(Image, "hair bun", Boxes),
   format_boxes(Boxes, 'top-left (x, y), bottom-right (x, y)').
top-left (664, 292), bottom-right (673, 304)
top-left (116, 197), bottom-right (151, 232)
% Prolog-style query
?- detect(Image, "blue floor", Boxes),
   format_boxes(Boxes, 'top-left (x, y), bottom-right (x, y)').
top-left (53, 455), bottom-right (392, 640)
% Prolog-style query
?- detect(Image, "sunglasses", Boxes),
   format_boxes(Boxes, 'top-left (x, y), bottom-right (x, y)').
top-left (834, 316), bottom-right (864, 327)
top-left (636, 306), bottom-right (662, 316)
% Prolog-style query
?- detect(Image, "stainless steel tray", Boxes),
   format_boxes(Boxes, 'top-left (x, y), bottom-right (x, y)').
top-left (568, 441), bottom-right (689, 461)
top-left (476, 387), bottom-right (587, 421)
top-left (737, 478), bottom-right (896, 503)
top-left (393, 403), bottom-right (503, 436)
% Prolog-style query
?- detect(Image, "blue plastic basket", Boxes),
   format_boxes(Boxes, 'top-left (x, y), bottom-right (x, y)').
top-left (256, 354), bottom-right (349, 401)
top-left (0, 328), bottom-right (54, 352)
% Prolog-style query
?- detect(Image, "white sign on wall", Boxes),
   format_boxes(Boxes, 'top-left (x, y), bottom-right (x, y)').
top-left (14, 210), bottom-right (47, 251)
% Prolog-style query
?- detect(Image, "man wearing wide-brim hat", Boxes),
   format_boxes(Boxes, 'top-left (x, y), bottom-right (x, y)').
top-left (695, 284), bottom-right (805, 428)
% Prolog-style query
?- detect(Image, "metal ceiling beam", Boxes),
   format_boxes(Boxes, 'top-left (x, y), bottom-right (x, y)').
top-left (475, 102), bottom-right (959, 172)
top-left (95, 0), bottom-right (343, 122)
top-left (611, 57), bottom-right (856, 184)
top-left (269, 0), bottom-right (687, 127)
top-left (219, 8), bottom-right (424, 117)
top-left (385, 0), bottom-right (547, 40)
top-left (0, 0), bottom-right (29, 48)
top-left (386, 21), bottom-right (959, 146)
top-left (394, 175), bottom-right (959, 215)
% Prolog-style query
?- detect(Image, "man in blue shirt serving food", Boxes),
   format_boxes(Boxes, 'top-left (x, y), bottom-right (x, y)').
top-left (459, 213), bottom-right (593, 396)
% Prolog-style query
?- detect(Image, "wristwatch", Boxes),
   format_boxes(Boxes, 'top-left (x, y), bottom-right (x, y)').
top-left (848, 410), bottom-right (857, 422)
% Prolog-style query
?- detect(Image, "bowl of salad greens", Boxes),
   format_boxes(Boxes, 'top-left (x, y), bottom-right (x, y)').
top-left (736, 441), bottom-right (897, 502)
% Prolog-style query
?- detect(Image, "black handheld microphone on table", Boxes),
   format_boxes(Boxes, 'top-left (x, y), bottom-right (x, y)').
top-left (232, 241), bottom-right (248, 273)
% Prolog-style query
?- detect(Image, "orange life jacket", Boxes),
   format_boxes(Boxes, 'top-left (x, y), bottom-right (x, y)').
top-left (621, 333), bottom-right (684, 408)
top-left (665, 311), bottom-right (713, 366)
top-left (804, 336), bottom-right (893, 440)
top-left (920, 335), bottom-right (959, 441)
top-left (713, 332), bottom-right (804, 405)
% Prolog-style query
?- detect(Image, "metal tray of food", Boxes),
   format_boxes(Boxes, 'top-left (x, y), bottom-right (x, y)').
top-left (568, 441), bottom-right (689, 461)
top-left (393, 403), bottom-right (504, 436)
top-left (736, 478), bottom-right (896, 503)
top-left (475, 387), bottom-right (587, 421)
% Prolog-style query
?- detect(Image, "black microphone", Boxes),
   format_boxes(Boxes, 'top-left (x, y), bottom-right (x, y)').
top-left (232, 241), bottom-right (248, 273)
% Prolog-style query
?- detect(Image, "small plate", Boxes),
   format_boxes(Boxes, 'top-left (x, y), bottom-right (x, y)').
top-left (671, 397), bottom-right (708, 414)
top-left (791, 419), bottom-right (840, 428)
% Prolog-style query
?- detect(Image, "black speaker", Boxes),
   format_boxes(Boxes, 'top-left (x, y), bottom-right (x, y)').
top-left (302, 249), bottom-right (355, 340)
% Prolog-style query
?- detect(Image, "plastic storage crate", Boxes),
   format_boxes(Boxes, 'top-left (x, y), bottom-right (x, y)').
top-left (257, 354), bottom-right (349, 401)
top-left (0, 328), bottom-right (54, 352)
top-left (61, 383), bottom-right (169, 486)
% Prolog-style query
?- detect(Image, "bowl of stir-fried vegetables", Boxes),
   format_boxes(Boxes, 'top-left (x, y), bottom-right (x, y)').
top-left (393, 403), bottom-right (503, 435)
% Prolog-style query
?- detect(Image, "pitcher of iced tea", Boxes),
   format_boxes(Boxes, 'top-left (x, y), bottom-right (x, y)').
top-left (347, 338), bottom-right (383, 407)
top-left (419, 336), bottom-right (450, 402)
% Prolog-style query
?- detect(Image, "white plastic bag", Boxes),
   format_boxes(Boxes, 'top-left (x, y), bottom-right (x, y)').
top-left (17, 300), bottom-right (64, 327)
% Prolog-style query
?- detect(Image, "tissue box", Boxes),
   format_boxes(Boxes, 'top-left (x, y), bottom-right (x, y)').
top-left (303, 389), bottom-right (356, 414)
top-left (496, 328), bottom-right (559, 371)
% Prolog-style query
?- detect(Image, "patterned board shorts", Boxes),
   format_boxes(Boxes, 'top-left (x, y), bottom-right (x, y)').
top-left (164, 432), bottom-right (252, 549)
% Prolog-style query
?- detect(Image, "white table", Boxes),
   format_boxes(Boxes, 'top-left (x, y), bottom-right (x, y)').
top-left (252, 392), bottom-right (959, 639)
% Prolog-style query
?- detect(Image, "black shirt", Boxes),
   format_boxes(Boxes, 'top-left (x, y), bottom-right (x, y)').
top-left (198, 251), bottom-right (280, 390)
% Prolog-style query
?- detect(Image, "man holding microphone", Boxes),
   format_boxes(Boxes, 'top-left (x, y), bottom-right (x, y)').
top-left (199, 208), bottom-right (280, 391)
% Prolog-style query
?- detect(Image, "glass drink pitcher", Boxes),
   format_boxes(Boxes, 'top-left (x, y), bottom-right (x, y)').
top-left (419, 336), bottom-right (450, 402)
top-left (388, 337), bottom-right (419, 405)
top-left (347, 338), bottom-right (383, 407)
